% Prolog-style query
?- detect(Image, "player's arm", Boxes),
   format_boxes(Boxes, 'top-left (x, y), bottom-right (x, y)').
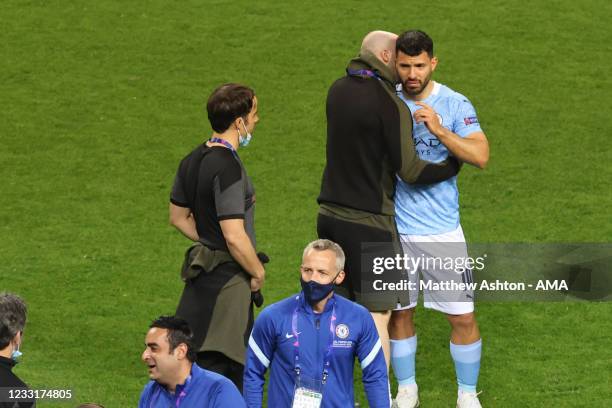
top-left (435, 130), bottom-right (489, 169)
top-left (414, 101), bottom-right (489, 169)
top-left (169, 203), bottom-right (199, 241)
top-left (385, 96), bottom-right (461, 184)
top-left (244, 311), bottom-right (276, 408)
top-left (214, 160), bottom-right (265, 291)
top-left (220, 219), bottom-right (265, 290)
top-left (357, 312), bottom-right (391, 408)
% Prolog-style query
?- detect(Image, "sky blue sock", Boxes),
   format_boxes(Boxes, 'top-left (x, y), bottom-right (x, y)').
top-left (391, 335), bottom-right (417, 385)
top-left (450, 339), bottom-right (482, 392)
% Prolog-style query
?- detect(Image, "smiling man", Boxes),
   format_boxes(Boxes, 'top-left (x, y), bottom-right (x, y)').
top-left (139, 316), bottom-right (245, 408)
top-left (243, 239), bottom-right (390, 408)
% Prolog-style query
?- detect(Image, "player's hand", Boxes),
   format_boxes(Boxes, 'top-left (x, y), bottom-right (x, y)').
top-left (250, 276), bottom-right (264, 292)
top-left (413, 102), bottom-right (444, 136)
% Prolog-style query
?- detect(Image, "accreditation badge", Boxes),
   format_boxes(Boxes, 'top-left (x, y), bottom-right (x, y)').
top-left (291, 376), bottom-right (323, 408)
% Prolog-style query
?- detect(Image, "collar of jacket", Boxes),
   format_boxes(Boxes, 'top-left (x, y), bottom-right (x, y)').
top-left (346, 49), bottom-right (399, 89)
top-left (0, 355), bottom-right (17, 370)
top-left (156, 362), bottom-right (198, 396)
top-left (298, 291), bottom-right (337, 315)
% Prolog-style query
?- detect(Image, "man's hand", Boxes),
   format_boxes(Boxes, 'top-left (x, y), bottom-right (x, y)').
top-left (169, 203), bottom-right (199, 241)
top-left (413, 102), bottom-right (444, 137)
top-left (250, 276), bottom-right (264, 292)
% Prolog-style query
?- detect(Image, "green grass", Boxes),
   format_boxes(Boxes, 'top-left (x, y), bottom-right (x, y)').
top-left (1, 0), bottom-right (611, 406)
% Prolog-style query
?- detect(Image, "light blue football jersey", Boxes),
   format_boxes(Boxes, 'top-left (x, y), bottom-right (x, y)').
top-left (395, 81), bottom-right (483, 235)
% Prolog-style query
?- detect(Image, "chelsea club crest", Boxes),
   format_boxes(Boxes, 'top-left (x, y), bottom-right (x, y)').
top-left (335, 324), bottom-right (349, 339)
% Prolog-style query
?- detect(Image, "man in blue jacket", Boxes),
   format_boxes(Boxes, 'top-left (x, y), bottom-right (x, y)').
top-left (243, 239), bottom-right (390, 407)
top-left (139, 316), bottom-right (246, 408)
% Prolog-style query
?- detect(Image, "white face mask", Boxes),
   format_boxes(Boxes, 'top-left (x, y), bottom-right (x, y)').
top-left (11, 340), bottom-right (22, 361)
top-left (238, 119), bottom-right (252, 147)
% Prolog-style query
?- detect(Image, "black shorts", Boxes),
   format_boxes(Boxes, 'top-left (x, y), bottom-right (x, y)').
top-left (317, 208), bottom-right (410, 311)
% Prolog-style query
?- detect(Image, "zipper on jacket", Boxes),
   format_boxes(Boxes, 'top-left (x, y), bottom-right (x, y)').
top-left (315, 316), bottom-right (321, 381)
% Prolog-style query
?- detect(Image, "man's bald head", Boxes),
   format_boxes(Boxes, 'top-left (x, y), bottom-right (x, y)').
top-left (360, 31), bottom-right (398, 67)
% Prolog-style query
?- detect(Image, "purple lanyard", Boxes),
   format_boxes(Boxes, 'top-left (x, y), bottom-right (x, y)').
top-left (209, 137), bottom-right (238, 158)
top-left (173, 374), bottom-right (191, 407)
top-left (175, 390), bottom-right (187, 408)
top-left (291, 296), bottom-right (337, 384)
top-left (347, 69), bottom-right (380, 79)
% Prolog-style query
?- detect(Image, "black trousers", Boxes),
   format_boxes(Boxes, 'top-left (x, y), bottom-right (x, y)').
top-left (317, 211), bottom-right (409, 311)
top-left (197, 350), bottom-right (244, 392)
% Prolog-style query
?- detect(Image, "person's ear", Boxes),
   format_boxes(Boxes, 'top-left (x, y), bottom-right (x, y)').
top-left (14, 331), bottom-right (22, 347)
top-left (381, 49), bottom-right (391, 64)
top-left (334, 270), bottom-right (345, 285)
top-left (431, 56), bottom-right (438, 71)
top-left (235, 117), bottom-right (248, 132)
top-left (233, 117), bottom-right (242, 132)
top-left (174, 343), bottom-right (188, 360)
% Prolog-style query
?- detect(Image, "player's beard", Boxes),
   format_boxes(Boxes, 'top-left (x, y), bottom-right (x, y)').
top-left (403, 72), bottom-right (432, 97)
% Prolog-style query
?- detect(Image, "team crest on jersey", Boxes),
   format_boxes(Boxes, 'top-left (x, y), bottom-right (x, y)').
top-left (335, 324), bottom-right (349, 339)
top-left (464, 116), bottom-right (479, 125)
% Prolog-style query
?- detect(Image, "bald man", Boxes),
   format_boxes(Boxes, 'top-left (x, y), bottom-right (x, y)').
top-left (317, 31), bottom-right (462, 367)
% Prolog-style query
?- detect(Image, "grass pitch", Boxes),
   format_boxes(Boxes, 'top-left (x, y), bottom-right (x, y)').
top-left (1, 1), bottom-right (611, 406)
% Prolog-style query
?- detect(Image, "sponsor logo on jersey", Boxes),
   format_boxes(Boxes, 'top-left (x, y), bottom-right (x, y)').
top-left (414, 137), bottom-right (441, 148)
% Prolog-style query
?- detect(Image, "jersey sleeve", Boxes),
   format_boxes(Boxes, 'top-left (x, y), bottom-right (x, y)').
top-left (356, 310), bottom-right (391, 408)
top-left (213, 157), bottom-right (246, 220)
top-left (170, 160), bottom-right (189, 207)
top-left (244, 308), bottom-right (277, 408)
top-left (210, 378), bottom-right (247, 408)
top-left (452, 98), bottom-right (483, 138)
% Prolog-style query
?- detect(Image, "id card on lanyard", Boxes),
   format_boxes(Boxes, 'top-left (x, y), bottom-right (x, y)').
top-left (290, 297), bottom-right (336, 408)
top-left (292, 377), bottom-right (323, 408)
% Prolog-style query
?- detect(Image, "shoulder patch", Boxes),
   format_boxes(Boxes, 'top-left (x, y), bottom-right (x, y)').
top-left (463, 116), bottom-right (479, 125)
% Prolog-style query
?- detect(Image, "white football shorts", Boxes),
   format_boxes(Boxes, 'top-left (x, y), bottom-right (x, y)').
top-left (395, 225), bottom-right (475, 315)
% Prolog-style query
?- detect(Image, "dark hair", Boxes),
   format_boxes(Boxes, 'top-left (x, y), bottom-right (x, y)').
top-left (396, 30), bottom-right (434, 57)
top-left (207, 83), bottom-right (255, 133)
top-left (76, 404), bottom-right (105, 408)
top-left (149, 316), bottom-right (197, 362)
top-left (0, 293), bottom-right (27, 349)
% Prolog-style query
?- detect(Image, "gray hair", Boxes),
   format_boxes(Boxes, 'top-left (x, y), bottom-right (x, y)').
top-left (302, 239), bottom-right (346, 273)
top-left (0, 292), bottom-right (27, 349)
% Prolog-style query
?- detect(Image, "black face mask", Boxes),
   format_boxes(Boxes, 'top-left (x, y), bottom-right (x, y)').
top-left (300, 276), bottom-right (336, 305)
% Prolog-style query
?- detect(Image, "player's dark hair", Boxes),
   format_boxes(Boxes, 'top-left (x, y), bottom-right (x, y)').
top-left (207, 83), bottom-right (255, 133)
top-left (396, 30), bottom-right (434, 57)
top-left (149, 316), bottom-right (197, 362)
top-left (0, 292), bottom-right (27, 349)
